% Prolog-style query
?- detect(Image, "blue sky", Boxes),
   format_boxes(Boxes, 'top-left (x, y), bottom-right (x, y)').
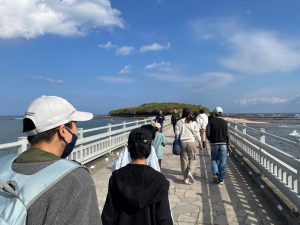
top-left (1, 0), bottom-right (300, 115)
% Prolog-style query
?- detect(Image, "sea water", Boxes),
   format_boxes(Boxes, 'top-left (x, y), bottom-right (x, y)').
top-left (0, 115), bottom-right (139, 144)
top-left (1, 114), bottom-right (300, 157)
top-left (228, 113), bottom-right (300, 157)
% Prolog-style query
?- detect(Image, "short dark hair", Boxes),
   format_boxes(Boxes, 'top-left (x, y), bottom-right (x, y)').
top-left (140, 124), bottom-right (156, 140)
top-left (199, 108), bottom-right (205, 114)
top-left (23, 118), bottom-right (73, 145)
top-left (128, 128), bottom-right (152, 160)
top-left (182, 107), bottom-right (192, 118)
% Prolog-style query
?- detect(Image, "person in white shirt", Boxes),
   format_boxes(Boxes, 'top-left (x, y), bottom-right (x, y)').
top-left (111, 125), bottom-right (160, 172)
top-left (175, 108), bottom-right (203, 184)
top-left (196, 109), bottom-right (208, 149)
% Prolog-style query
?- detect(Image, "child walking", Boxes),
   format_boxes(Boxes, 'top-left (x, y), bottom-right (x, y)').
top-left (152, 123), bottom-right (167, 168)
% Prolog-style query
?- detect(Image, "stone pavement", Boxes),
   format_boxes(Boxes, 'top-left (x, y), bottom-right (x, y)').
top-left (91, 125), bottom-right (284, 225)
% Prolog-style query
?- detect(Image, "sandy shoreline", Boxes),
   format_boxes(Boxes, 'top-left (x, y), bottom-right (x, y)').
top-left (223, 117), bottom-right (269, 124)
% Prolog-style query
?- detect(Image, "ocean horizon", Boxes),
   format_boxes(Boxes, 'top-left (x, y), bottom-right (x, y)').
top-left (1, 113), bottom-right (300, 158)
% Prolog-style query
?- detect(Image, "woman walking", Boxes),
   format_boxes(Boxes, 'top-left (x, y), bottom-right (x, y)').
top-left (175, 108), bottom-right (203, 184)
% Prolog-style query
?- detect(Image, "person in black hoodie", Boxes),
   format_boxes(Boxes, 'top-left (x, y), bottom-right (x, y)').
top-left (101, 128), bottom-right (173, 225)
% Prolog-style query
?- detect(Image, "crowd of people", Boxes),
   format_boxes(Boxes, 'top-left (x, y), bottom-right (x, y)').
top-left (0, 96), bottom-right (231, 225)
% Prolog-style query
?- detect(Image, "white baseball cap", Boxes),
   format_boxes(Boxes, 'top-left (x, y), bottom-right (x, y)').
top-left (153, 122), bottom-right (161, 129)
top-left (213, 106), bottom-right (223, 114)
top-left (24, 96), bottom-right (93, 135)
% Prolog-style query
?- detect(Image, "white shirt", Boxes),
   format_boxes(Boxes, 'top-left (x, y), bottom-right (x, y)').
top-left (111, 146), bottom-right (160, 172)
top-left (175, 118), bottom-right (201, 143)
top-left (196, 113), bottom-right (208, 130)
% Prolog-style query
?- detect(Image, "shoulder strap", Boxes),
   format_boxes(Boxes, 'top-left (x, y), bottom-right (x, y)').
top-left (182, 121), bottom-right (195, 136)
top-left (0, 154), bottom-right (82, 208)
top-left (22, 159), bottom-right (81, 208)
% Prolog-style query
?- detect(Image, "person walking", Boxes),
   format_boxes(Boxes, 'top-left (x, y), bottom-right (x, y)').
top-left (112, 124), bottom-right (160, 172)
top-left (152, 123), bottom-right (167, 168)
top-left (155, 110), bottom-right (165, 132)
top-left (7, 96), bottom-right (101, 225)
top-left (175, 107), bottom-right (203, 184)
top-left (206, 106), bottom-right (232, 185)
top-left (101, 128), bottom-right (173, 225)
top-left (171, 107), bottom-right (180, 134)
top-left (196, 109), bottom-right (208, 149)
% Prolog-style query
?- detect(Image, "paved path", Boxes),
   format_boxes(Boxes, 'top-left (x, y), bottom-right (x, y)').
top-left (91, 125), bottom-right (283, 225)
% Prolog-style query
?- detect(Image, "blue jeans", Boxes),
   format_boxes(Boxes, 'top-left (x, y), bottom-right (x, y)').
top-left (211, 144), bottom-right (227, 181)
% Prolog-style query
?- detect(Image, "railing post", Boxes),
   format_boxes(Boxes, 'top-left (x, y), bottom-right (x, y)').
top-left (107, 123), bottom-right (112, 132)
top-left (242, 123), bottom-right (246, 134)
top-left (297, 158), bottom-right (300, 195)
top-left (107, 123), bottom-right (112, 147)
top-left (123, 121), bottom-right (126, 129)
top-left (297, 139), bottom-right (300, 159)
top-left (135, 119), bottom-right (139, 127)
top-left (260, 128), bottom-right (266, 143)
top-left (77, 128), bottom-right (84, 160)
top-left (78, 128), bottom-right (83, 139)
top-left (18, 137), bottom-right (28, 154)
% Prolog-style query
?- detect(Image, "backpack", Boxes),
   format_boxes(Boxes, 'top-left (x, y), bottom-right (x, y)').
top-left (0, 154), bottom-right (81, 225)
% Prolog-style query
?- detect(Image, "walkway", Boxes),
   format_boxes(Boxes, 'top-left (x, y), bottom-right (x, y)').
top-left (91, 125), bottom-right (283, 225)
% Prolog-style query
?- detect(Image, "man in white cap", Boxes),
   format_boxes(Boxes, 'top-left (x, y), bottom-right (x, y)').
top-left (12, 96), bottom-right (101, 225)
top-left (206, 106), bottom-right (231, 185)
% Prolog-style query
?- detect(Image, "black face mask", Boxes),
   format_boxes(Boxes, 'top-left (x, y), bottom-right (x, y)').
top-left (61, 127), bottom-right (78, 159)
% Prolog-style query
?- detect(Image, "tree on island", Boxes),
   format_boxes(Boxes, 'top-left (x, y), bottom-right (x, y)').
top-left (109, 102), bottom-right (209, 117)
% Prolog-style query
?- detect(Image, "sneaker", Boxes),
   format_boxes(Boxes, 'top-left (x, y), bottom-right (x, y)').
top-left (184, 179), bottom-right (191, 185)
top-left (187, 172), bottom-right (195, 183)
top-left (217, 179), bottom-right (224, 185)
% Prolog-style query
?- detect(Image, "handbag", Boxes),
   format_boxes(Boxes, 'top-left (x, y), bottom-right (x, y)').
top-left (172, 138), bottom-right (182, 155)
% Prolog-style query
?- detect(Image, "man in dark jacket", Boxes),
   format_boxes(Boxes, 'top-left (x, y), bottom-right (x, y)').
top-left (155, 110), bottom-right (165, 132)
top-left (101, 128), bottom-right (173, 225)
top-left (206, 106), bottom-right (231, 185)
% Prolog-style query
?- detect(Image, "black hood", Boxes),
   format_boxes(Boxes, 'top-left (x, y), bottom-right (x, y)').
top-left (111, 164), bottom-right (169, 213)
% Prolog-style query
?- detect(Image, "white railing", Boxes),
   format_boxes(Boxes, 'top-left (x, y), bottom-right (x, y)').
top-left (0, 116), bottom-right (172, 165)
top-left (229, 123), bottom-right (300, 212)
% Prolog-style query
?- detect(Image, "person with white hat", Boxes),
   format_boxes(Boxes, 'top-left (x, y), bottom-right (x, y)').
top-left (11, 96), bottom-right (101, 225)
top-left (206, 106), bottom-right (232, 185)
top-left (152, 122), bottom-right (167, 168)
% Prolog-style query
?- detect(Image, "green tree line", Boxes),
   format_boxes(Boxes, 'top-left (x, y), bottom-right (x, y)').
top-left (109, 102), bottom-right (210, 116)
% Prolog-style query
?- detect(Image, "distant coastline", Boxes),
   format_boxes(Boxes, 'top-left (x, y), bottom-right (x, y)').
top-left (223, 117), bottom-right (269, 124)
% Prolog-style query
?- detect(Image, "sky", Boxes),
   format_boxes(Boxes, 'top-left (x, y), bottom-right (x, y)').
top-left (1, 0), bottom-right (300, 115)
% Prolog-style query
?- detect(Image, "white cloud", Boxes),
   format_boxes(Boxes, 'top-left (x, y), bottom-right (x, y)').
top-left (96, 76), bottom-right (133, 83)
top-left (28, 75), bottom-right (64, 84)
top-left (147, 69), bottom-right (235, 91)
top-left (220, 31), bottom-right (300, 74)
top-left (237, 97), bottom-right (289, 105)
top-left (119, 65), bottom-right (131, 75)
top-left (0, 0), bottom-right (124, 39)
top-left (189, 18), bottom-right (239, 41)
top-left (189, 18), bottom-right (300, 74)
top-left (139, 42), bottom-right (170, 52)
top-left (144, 61), bottom-right (171, 70)
top-left (98, 41), bottom-right (117, 49)
top-left (148, 73), bottom-right (186, 83)
top-left (116, 46), bottom-right (134, 55)
top-left (190, 72), bottom-right (235, 90)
